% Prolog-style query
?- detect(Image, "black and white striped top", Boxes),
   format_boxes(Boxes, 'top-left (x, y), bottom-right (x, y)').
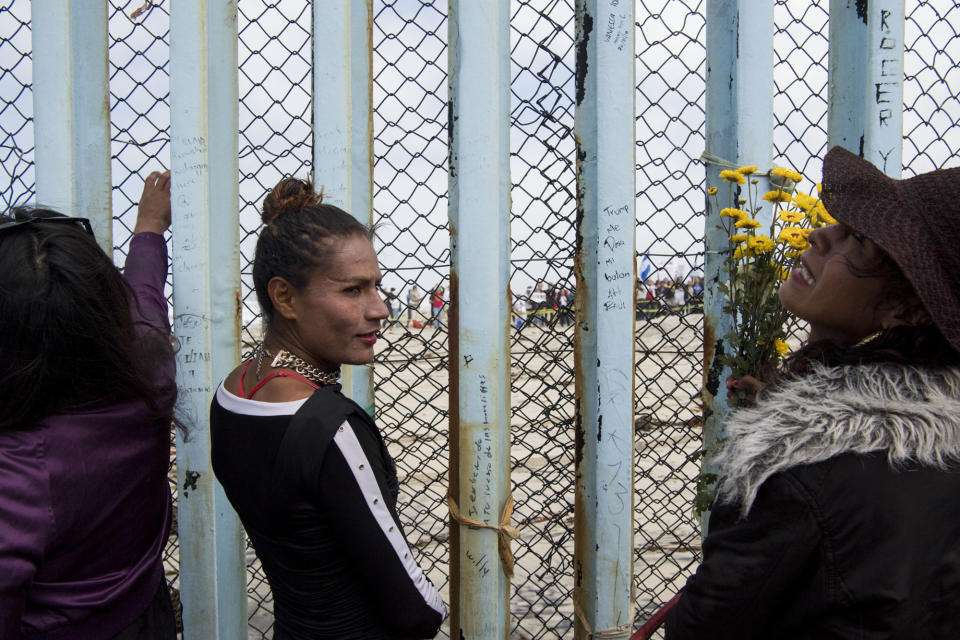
top-left (211, 382), bottom-right (445, 639)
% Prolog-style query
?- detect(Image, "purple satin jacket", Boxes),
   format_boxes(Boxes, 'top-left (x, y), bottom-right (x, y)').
top-left (0, 233), bottom-right (174, 639)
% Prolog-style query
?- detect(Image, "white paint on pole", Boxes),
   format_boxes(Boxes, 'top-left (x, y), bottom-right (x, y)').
top-left (701, 0), bottom-right (774, 536)
top-left (312, 0), bottom-right (376, 413)
top-left (448, 0), bottom-right (512, 636)
top-left (31, 0), bottom-right (111, 247)
top-left (170, 1), bottom-right (245, 637)
top-left (573, 1), bottom-right (636, 638)
top-left (864, 1), bottom-right (904, 176)
top-left (827, 1), bottom-right (868, 155)
top-left (829, 1), bottom-right (905, 176)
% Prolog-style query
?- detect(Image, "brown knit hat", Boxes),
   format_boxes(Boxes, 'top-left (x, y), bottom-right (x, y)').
top-left (820, 146), bottom-right (960, 353)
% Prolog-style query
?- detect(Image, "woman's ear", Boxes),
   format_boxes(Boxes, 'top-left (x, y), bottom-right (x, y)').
top-left (881, 294), bottom-right (932, 330)
top-left (268, 277), bottom-right (298, 321)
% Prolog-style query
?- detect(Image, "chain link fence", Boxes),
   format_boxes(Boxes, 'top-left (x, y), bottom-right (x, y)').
top-left (631, 2), bottom-right (705, 631)
top-left (0, 0), bottom-right (33, 210)
top-left (2, 0), bottom-right (959, 638)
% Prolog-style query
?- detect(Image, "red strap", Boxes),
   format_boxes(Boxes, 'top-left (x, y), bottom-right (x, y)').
top-left (245, 369), bottom-right (321, 400)
top-left (630, 592), bottom-right (682, 640)
top-left (237, 359), bottom-right (253, 398)
top-left (237, 358), bottom-right (321, 399)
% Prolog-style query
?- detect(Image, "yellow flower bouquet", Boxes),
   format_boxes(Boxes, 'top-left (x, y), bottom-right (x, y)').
top-left (694, 164), bottom-right (836, 514)
top-left (712, 164), bottom-right (835, 404)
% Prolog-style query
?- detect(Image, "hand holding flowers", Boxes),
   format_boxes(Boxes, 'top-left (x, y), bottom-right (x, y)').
top-left (695, 163), bottom-right (836, 513)
top-left (712, 164), bottom-right (835, 405)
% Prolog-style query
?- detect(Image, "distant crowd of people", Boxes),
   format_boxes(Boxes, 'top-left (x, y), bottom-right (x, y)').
top-left (377, 275), bottom-right (707, 332)
top-left (637, 275), bottom-right (704, 315)
top-left (381, 283), bottom-right (448, 329)
top-left (512, 283), bottom-right (573, 329)
top-left (379, 281), bottom-right (576, 331)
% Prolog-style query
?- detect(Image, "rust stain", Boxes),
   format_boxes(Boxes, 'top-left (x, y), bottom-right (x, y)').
top-left (572, 128), bottom-right (588, 471)
top-left (572, 126), bottom-right (588, 640)
top-left (573, 133), bottom-right (587, 260)
top-left (504, 279), bottom-right (513, 348)
top-left (234, 287), bottom-right (242, 329)
top-left (703, 314), bottom-right (724, 400)
top-left (365, 0), bottom-right (375, 207)
top-left (574, 9), bottom-right (593, 107)
top-left (702, 314), bottom-right (717, 430)
top-left (181, 469), bottom-right (201, 500)
top-left (447, 267), bottom-right (460, 635)
top-left (703, 313), bottom-right (715, 391)
top-left (572, 154), bottom-right (587, 470)
top-left (856, 0), bottom-right (867, 23)
top-left (128, 1), bottom-right (152, 20)
top-left (504, 191), bottom-right (514, 348)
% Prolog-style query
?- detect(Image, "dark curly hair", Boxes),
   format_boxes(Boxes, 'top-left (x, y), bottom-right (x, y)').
top-left (782, 242), bottom-right (960, 375)
top-left (0, 208), bottom-right (176, 430)
top-left (252, 177), bottom-right (373, 325)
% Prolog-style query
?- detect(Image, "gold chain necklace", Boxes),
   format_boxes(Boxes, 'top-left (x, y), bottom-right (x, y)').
top-left (269, 348), bottom-right (341, 386)
top-left (255, 343), bottom-right (271, 380)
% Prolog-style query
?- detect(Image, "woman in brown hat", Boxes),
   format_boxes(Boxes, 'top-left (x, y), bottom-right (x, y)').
top-left (666, 147), bottom-right (960, 639)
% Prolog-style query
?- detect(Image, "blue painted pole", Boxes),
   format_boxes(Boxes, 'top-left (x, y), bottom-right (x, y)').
top-left (701, 0), bottom-right (774, 533)
top-left (169, 1), bottom-right (246, 637)
top-left (31, 0), bottom-right (112, 248)
top-left (828, 1), bottom-right (904, 176)
top-left (448, 0), bottom-right (512, 636)
top-left (572, 1), bottom-right (636, 638)
top-left (312, 0), bottom-right (376, 414)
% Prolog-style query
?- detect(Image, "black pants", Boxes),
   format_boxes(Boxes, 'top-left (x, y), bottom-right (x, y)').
top-left (111, 582), bottom-right (177, 640)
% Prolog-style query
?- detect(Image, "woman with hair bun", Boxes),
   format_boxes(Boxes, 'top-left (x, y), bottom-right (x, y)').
top-left (210, 177), bottom-right (444, 639)
top-left (665, 147), bottom-right (960, 638)
top-left (0, 172), bottom-right (177, 638)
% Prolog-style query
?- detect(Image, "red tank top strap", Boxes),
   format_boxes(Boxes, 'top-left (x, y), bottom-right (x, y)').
top-left (245, 370), bottom-right (321, 400)
top-left (237, 359), bottom-right (254, 398)
top-left (274, 370), bottom-right (322, 390)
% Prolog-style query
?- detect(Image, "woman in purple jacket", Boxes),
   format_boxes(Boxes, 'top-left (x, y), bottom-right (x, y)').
top-left (0, 172), bottom-right (177, 639)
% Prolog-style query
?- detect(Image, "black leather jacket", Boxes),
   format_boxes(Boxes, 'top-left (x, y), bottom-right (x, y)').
top-left (667, 363), bottom-right (960, 639)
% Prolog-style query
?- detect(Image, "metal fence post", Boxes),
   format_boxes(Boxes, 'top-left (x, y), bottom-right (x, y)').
top-left (829, 1), bottom-right (904, 175)
top-left (169, 2), bottom-right (246, 637)
top-left (31, 0), bottom-right (111, 248)
top-left (701, 0), bottom-right (774, 533)
top-left (312, 0), bottom-right (376, 413)
top-left (447, 0), bottom-right (512, 636)
top-left (572, 2), bottom-right (636, 638)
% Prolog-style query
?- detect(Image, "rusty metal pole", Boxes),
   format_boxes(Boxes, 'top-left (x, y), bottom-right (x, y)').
top-left (701, 0), bottom-right (774, 533)
top-left (447, 0), bottom-right (512, 637)
top-left (572, 1), bottom-right (636, 638)
top-left (31, 0), bottom-right (111, 247)
top-left (828, 0), bottom-right (904, 175)
top-left (312, 0), bottom-right (376, 414)
top-left (169, 2), bottom-right (246, 637)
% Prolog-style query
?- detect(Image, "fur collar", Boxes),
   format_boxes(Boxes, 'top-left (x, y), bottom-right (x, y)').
top-left (715, 362), bottom-right (960, 516)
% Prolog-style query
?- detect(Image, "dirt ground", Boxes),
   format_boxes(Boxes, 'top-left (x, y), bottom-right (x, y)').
top-left (168, 312), bottom-right (705, 640)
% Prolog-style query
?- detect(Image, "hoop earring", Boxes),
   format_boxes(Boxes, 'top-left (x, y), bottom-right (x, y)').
top-left (852, 330), bottom-right (883, 348)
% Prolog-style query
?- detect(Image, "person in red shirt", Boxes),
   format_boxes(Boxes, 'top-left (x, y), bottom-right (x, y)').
top-left (430, 285), bottom-right (445, 328)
